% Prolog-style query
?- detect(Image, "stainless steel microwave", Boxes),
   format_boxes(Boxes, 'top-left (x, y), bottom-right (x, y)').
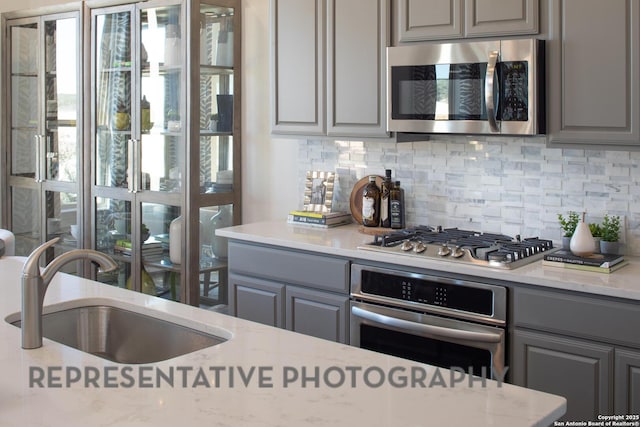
top-left (387, 38), bottom-right (545, 136)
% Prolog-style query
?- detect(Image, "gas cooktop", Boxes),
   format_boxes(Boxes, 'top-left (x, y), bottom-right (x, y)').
top-left (358, 226), bottom-right (557, 269)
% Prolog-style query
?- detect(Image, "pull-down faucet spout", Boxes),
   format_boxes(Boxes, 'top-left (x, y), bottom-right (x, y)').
top-left (21, 238), bottom-right (117, 349)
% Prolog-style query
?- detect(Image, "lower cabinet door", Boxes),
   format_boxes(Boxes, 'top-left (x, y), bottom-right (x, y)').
top-left (285, 285), bottom-right (349, 344)
top-left (511, 329), bottom-right (613, 421)
top-left (228, 273), bottom-right (285, 328)
top-left (615, 348), bottom-right (640, 414)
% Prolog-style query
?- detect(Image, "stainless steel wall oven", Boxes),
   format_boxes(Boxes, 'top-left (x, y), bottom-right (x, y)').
top-left (350, 264), bottom-right (507, 379)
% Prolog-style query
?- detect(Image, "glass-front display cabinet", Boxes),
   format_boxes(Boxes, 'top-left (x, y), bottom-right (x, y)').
top-left (88, 0), bottom-right (240, 306)
top-left (3, 9), bottom-right (83, 272)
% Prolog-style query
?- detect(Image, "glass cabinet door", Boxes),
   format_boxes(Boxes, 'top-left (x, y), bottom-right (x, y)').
top-left (44, 17), bottom-right (79, 184)
top-left (140, 5), bottom-right (184, 193)
top-left (94, 9), bottom-right (134, 190)
top-left (8, 21), bottom-right (39, 255)
top-left (199, 5), bottom-right (234, 194)
top-left (7, 13), bottom-right (81, 257)
top-left (10, 22), bottom-right (38, 181)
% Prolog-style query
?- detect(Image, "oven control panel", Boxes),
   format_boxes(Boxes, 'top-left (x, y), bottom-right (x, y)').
top-left (359, 269), bottom-right (496, 317)
top-left (402, 281), bottom-right (448, 306)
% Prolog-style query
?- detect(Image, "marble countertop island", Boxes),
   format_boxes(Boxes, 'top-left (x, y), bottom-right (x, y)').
top-left (0, 256), bottom-right (565, 426)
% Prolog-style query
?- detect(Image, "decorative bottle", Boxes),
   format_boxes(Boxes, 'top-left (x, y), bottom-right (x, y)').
top-left (390, 181), bottom-right (405, 229)
top-left (362, 176), bottom-right (381, 227)
top-left (380, 169), bottom-right (392, 228)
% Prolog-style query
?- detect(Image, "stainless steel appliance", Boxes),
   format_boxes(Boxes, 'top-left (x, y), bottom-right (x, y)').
top-left (387, 38), bottom-right (545, 135)
top-left (351, 227), bottom-right (556, 379)
top-left (350, 264), bottom-right (507, 379)
top-left (358, 226), bottom-right (555, 269)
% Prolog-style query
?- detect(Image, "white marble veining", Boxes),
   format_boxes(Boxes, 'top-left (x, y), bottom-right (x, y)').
top-left (217, 221), bottom-right (640, 301)
top-left (0, 255), bottom-right (564, 427)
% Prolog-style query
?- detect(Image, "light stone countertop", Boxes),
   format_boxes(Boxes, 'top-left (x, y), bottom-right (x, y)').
top-left (0, 255), bottom-right (565, 427)
top-left (217, 221), bottom-right (640, 301)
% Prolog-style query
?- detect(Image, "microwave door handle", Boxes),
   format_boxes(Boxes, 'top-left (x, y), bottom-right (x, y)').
top-left (485, 50), bottom-right (499, 133)
top-left (351, 306), bottom-right (502, 344)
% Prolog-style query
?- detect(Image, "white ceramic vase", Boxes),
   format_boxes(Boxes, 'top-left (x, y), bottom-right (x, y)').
top-left (570, 217), bottom-right (595, 257)
top-left (210, 206), bottom-right (232, 259)
top-left (169, 216), bottom-right (182, 264)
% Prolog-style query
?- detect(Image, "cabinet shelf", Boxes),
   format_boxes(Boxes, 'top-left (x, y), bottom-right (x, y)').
top-left (199, 130), bottom-right (233, 137)
top-left (200, 65), bottom-right (233, 76)
top-left (99, 66), bottom-right (132, 73)
top-left (47, 119), bottom-right (77, 129)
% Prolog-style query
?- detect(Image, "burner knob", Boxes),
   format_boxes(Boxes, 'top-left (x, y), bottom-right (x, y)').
top-left (451, 246), bottom-right (465, 258)
top-left (437, 244), bottom-right (451, 256)
top-left (414, 242), bottom-right (426, 253)
top-left (400, 240), bottom-right (413, 251)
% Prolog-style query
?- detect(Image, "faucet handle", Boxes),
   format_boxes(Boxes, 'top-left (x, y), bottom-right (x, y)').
top-left (22, 238), bottom-right (61, 278)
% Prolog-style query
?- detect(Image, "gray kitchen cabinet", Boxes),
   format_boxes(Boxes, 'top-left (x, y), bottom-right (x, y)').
top-left (511, 329), bottom-right (613, 421)
top-left (286, 285), bottom-right (349, 343)
top-left (228, 273), bottom-right (285, 327)
top-left (465, 0), bottom-right (539, 37)
top-left (227, 240), bottom-right (350, 343)
top-left (270, 0), bottom-right (324, 135)
top-left (511, 285), bottom-right (640, 421)
top-left (546, 0), bottom-right (640, 148)
top-left (394, 0), bottom-right (462, 42)
top-left (393, 0), bottom-right (538, 43)
top-left (615, 349), bottom-right (640, 414)
top-left (271, 0), bottom-right (389, 138)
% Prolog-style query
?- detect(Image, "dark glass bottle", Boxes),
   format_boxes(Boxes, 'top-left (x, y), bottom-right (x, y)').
top-left (362, 176), bottom-right (381, 227)
top-left (390, 180), bottom-right (405, 229)
top-left (380, 169), bottom-right (392, 227)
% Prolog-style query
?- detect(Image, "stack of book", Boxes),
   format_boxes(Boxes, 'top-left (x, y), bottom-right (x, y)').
top-left (114, 238), bottom-right (164, 258)
top-left (287, 210), bottom-right (352, 228)
top-left (542, 249), bottom-right (627, 273)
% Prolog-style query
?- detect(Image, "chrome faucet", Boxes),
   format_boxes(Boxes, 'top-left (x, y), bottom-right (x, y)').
top-left (21, 238), bottom-right (117, 349)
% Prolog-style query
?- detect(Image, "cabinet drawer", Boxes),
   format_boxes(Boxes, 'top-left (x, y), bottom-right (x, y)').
top-left (513, 286), bottom-right (640, 348)
top-left (228, 241), bottom-right (349, 292)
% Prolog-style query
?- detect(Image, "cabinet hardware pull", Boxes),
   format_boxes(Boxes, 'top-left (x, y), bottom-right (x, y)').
top-left (485, 50), bottom-right (499, 133)
top-left (351, 306), bottom-right (503, 343)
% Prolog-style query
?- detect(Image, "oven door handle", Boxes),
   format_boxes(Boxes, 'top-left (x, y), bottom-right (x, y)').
top-left (351, 306), bottom-right (502, 344)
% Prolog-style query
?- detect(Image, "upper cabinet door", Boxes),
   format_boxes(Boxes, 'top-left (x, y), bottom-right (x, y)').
top-left (395, 0), bottom-right (463, 42)
top-left (271, 0), bottom-right (325, 135)
top-left (546, 0), bottom-right (640, 147)
top-left (271, 0), bottom-right (390, 137)
top-left (464, 0), bottom-right (539, 37)
top-left (327, 0), bottom-right (389, 137)
top-left (394, 0), bottom-right (538, 43)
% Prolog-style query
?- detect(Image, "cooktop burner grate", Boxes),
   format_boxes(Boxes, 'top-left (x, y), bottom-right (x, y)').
top-left (364, 227), bottom-right (555, 269)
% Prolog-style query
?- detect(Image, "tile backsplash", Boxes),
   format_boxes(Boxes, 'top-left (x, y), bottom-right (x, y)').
top-left (298, 135), bottom-right (640, 255)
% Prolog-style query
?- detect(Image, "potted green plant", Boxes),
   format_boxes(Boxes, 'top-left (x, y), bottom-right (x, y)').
top-left (558, 211), bottom-right (580, 249)
top-left (600, 214), bottom-right (621, 254)
top-left (589, 223), bottom-right (602, 253)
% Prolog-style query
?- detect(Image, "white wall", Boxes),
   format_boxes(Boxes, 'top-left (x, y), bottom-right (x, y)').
top-left (241, 0), bottom-right (299, 224)
top-left (0, 0), bottom-right (300, 225)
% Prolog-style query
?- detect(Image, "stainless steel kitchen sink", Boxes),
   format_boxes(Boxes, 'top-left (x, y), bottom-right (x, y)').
top-left (8, 304), bottom-right (228, 363)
